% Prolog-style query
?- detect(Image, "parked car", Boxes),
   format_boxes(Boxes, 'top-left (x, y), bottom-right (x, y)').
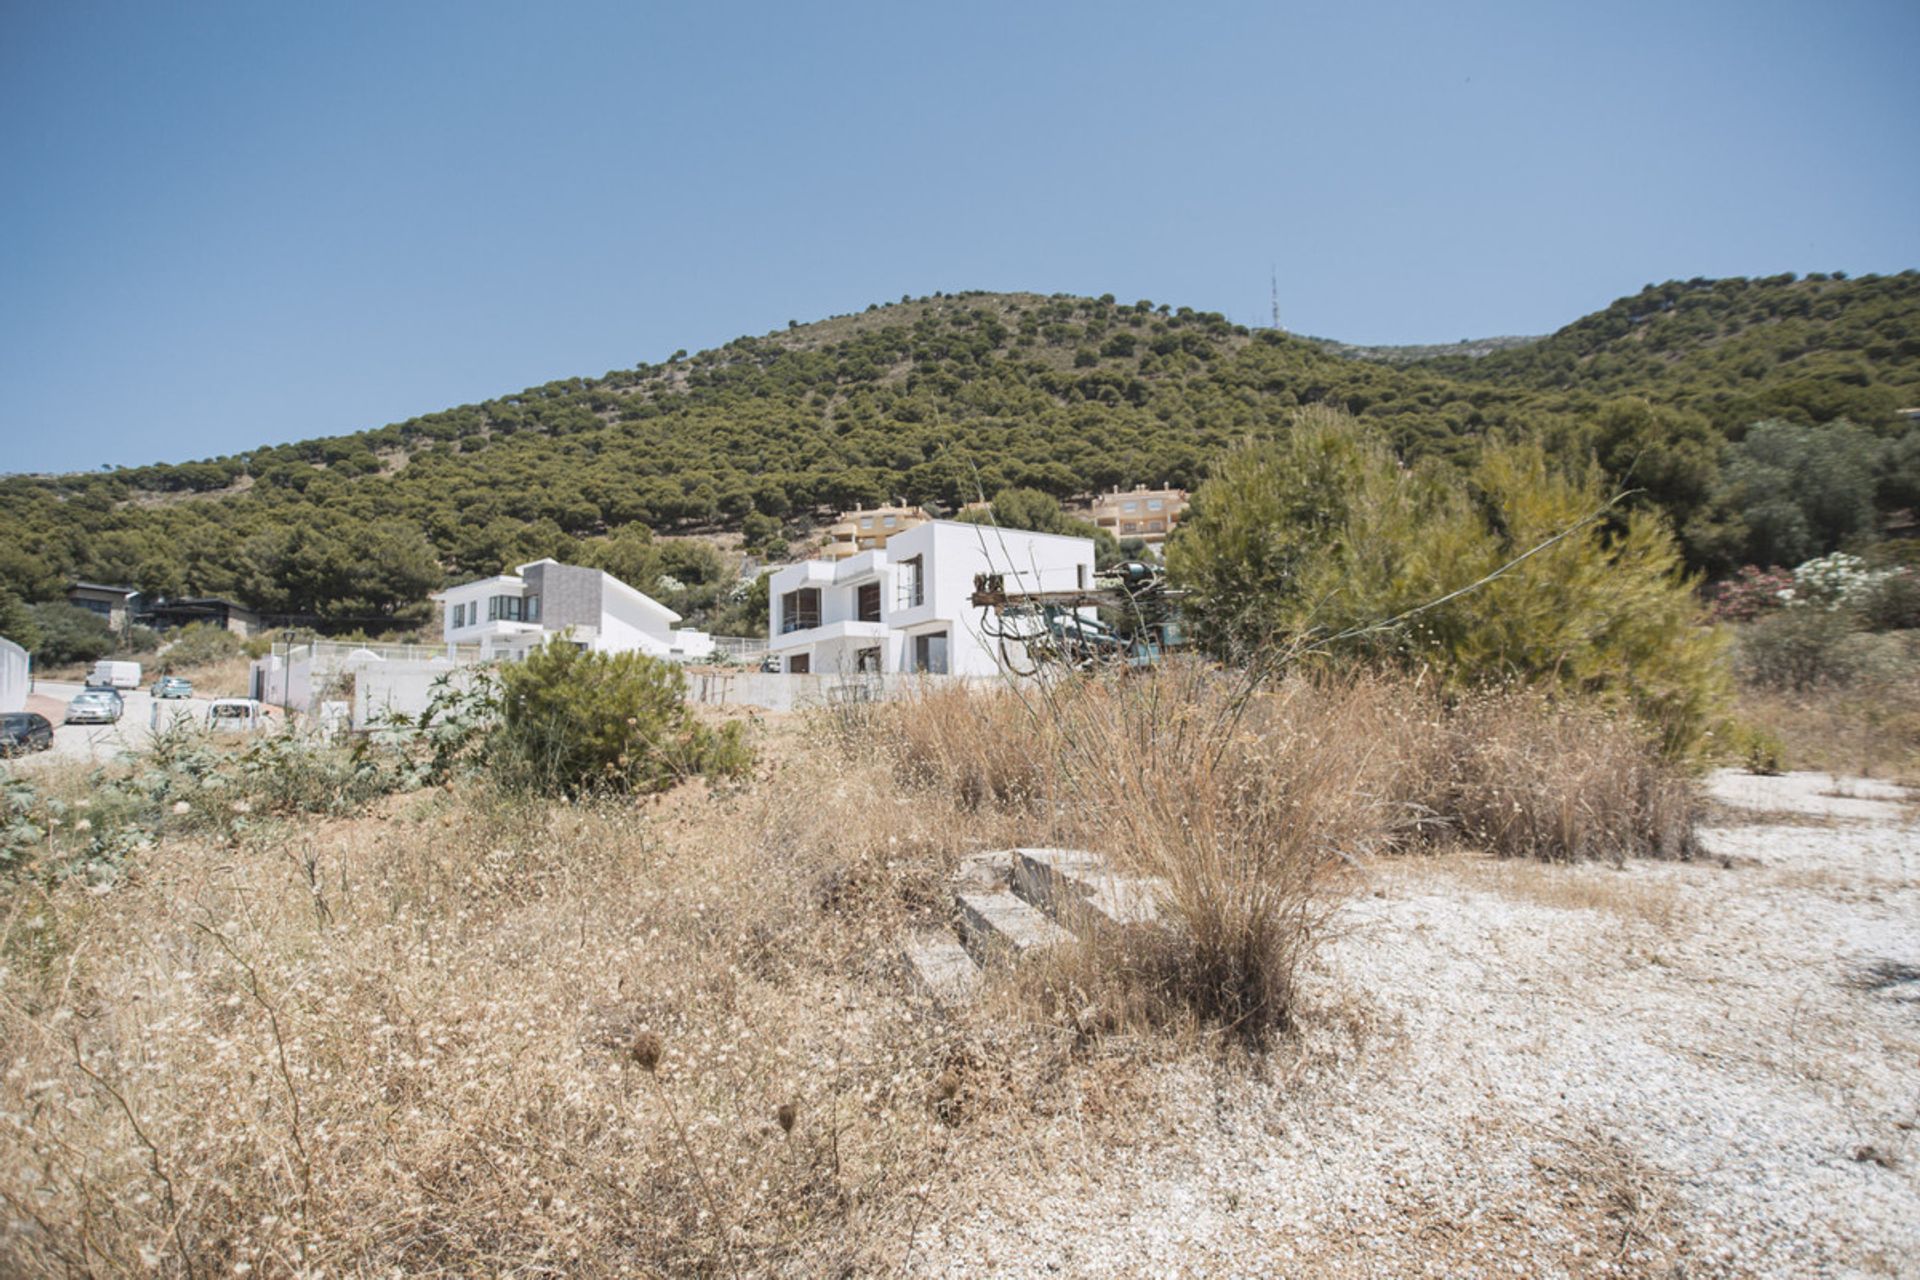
top-left (207, 698), bottom-right (264, 732)
top-left (153, 676), bottom-right (194, 699)
top-left (0, 712), bottom-right (54, 755)
top-left (65, 690), bottom-right (123, 725)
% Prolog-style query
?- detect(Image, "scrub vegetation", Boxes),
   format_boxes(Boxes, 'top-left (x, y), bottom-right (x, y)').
top-left (1, 273), bottom-right (1916, 640)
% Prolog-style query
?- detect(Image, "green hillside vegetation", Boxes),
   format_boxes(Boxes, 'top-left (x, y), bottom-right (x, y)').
top-left (1, 274), bottom-right (1916, 634)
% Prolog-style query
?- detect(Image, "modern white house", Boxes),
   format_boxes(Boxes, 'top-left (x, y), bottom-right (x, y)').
top-left (766, 521), bottom-right (1095, 677)
top-left (431, 559), bottom-right (715, 662)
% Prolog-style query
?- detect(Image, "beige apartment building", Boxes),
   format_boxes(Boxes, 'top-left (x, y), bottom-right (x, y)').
top-left (821, 504), bottom-right (931, 561)
top-left (1087, 485), bottom-right (1188, 543)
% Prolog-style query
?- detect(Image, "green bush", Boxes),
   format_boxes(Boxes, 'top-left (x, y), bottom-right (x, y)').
top-left (1735, 608), bottom-right (1861, 690)
top-left (24, 603), bottom-right (116, 666)
top-left (1167, 410), bottom-right (1727, 754)
top-left (494, 641), bottom-right (754, 796)
top-left (1858, 570), bottom-right (1920, 631)
top-left (158, 622), bottom-right (244, 671)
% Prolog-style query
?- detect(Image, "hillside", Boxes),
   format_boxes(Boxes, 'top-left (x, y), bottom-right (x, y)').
top-left (1302, 333), bottom-right (1543, 364)
top-left (1414, 272), bottom-right (1920, 427)
top-left (2, 274), bottom-right (1917, 629)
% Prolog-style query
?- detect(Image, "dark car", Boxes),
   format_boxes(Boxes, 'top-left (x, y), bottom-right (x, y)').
top-left (0, 712), bottom-right (55, 755)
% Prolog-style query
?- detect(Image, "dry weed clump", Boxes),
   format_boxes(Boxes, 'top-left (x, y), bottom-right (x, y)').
top-left (879, 664), bottom-right (1416, 1045)
top-left (1417, 689), bottom-right (1698, 864)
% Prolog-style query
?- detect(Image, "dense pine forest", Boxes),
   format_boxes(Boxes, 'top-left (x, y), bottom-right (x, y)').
top-left (3, 272), bottom-right (1916, 632)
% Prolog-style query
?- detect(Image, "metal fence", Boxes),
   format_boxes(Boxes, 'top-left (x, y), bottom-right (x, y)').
top-left (274, 635), bottom-right (767, 667)
top-left (276, 639), bottom-right (485, 664)
top-left (707, 635), bottom-right (768, 662)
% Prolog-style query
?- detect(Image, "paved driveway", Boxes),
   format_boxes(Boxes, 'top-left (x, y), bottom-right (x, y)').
top-left (15, 680), bottom-right (220, 768)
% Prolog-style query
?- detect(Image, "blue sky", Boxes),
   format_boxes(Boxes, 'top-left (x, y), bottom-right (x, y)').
top-left (3, 0), bottom-right (1916, 474)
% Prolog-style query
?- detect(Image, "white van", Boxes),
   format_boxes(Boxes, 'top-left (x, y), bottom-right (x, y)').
top-left (89, 660), bottom-right (142, 690)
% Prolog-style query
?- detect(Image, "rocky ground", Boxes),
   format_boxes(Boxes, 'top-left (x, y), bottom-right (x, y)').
top-left (914, 772), bottom-right (1920, 1278)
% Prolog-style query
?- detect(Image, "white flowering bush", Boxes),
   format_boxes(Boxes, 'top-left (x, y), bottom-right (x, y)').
top-left (1785, 553), bottom-right (1895, 611)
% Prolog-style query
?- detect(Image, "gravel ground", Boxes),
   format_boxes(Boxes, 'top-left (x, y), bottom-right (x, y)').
top-left (914, 773), bottom-right (1920, 1278)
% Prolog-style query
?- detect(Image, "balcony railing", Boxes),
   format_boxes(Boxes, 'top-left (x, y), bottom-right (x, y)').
top-left (780, 610), bottom-right (821, 634)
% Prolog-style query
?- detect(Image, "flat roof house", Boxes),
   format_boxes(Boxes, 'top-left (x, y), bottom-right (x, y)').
top-left (431, 559), bottom-right (714, 663)
top-left (143, 596), bottom-right (261, 637)
top-left (766, 521), bottom-right (1095, 676)
top-left (67, 582), bottom-right (143, 633)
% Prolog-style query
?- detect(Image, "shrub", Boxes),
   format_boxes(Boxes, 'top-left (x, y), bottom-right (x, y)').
top-left (1167, 411), bottom-right (1728, 755)
top-left (25, 602), bottom-right (115, 666)
top-left (1419, 690), bottom-right (1696, 863)
top-left (1783, 551), bottom-right (1894, 611)
top-left (1736, 607), bottom-right (1861, 690)
top-left (1857, 569), bottom-right (1920, 631)
top-left (494, 640), bottom-right (753, 796)
top-left (1718, 720), bottom-right (1786, 775)
top-left (1708, 565), bottom-right (1793, 623)
top-left (157, 621), bottom-right (244, 671)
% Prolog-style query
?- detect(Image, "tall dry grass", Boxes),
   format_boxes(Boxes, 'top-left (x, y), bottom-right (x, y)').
top-left (0, 664), bottom-right (1700, 1274)
top-left (0, 745), bottom-right (1075, 1276)
top-left (875, 663), bottom-right (1697, 1043)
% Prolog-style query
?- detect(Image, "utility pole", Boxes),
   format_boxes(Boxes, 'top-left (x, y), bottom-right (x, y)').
top-left (1269, 265), bottom-right (1281, 332)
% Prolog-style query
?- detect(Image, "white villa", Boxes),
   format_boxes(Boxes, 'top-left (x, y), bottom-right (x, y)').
top-left (766, 521), bottom-right (1095, 676)
top-left (432, 559), bottom-right (714, 662)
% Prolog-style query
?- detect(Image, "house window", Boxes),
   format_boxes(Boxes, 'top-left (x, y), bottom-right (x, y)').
top-left (1077, 564), bottom-right (1088, 590)
top-left (780, 588), bottom-right (821, 633)
top-left (855, 646), bottom-right (881, 673)
top-left (788, 654), bottom-right (811, 674)
top-left (912, 631), bottom-right (949, 675)
top-left (860, 517), bottom-right (874, 529)
top-left (525, 595), bottom-right (541, 623)
top-left (898, 556), bottom-right (925, 609)
top-left (1148, 499), bottom-right (1164, 511)
top-left (1122, 501), bottom-right (1138, 513)
top-left (489, 595), bottom-right (529, 622)
top-left (857, 582), bottom-right (882, 622)
top-left (882, 515), bottom-right (897, 527)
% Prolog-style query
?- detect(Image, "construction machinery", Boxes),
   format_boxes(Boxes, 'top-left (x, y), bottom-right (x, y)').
top-left (969, 561), bottom-right (1187, 674)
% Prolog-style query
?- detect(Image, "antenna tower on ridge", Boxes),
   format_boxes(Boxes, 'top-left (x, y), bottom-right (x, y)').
top-left (1269, 265), bottom-right (1281, 332)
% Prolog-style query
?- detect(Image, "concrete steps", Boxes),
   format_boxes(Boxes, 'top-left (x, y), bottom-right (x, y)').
top-left (900, 846), bottom-right (1165, 1008)
top-left (955, 889), bottom-right (1074, 962)
top-left (1011, 846), bottom-right (1164, 934)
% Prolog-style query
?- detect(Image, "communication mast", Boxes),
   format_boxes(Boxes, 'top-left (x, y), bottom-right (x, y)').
top-left (1269, 265), bottom-right (1281, 331)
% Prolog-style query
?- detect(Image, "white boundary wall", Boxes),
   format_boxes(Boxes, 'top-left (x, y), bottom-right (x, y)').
top-left (0, 639), bottom-right (27, 714)
top-left (683, 670), bottom-right (989, 713)
top-left (253, 648), bottom-right (989, 727)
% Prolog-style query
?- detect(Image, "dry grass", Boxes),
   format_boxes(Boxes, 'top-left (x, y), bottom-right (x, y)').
top-left (873, 664), bottom-right (1696, 1047)
top-left (1421, 854), bottom-right (1688, 930)
top-left (0, 664), bottom-right (1704, 1275)
top-left (1418, 688), bottom-right (1698, 863)
top-left (0, 737), bottom-right (1091, 1276)
top-left (1734, 680), bottom-right (1920, 785)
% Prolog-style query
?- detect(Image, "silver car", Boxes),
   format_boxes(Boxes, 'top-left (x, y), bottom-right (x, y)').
top-left (65, 691), bottom-right (123, 725)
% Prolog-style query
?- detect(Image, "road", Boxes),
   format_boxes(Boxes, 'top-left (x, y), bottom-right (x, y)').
top-left (13, 680), bottom-right (223, 768)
